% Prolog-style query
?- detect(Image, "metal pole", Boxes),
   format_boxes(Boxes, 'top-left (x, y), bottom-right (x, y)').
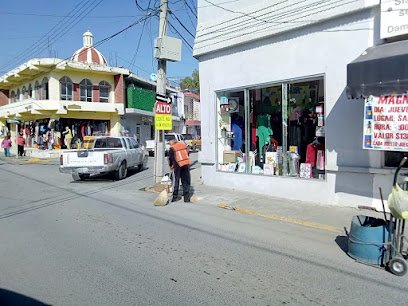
top-left (154, 0), bottom-right (168, 183)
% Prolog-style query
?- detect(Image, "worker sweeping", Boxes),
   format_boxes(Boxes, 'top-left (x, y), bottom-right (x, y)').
top-left (168, 138), bottom-right (191, 203)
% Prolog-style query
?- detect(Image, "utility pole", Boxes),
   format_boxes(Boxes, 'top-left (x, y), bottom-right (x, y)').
top-left (154, 0), bottom-right (168, 183)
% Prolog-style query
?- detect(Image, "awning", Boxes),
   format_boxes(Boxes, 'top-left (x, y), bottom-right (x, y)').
top-left (347, 40), bottom-right (408, 98)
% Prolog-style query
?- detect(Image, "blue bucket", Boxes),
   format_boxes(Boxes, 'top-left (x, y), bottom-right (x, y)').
top-left (347, 215), bottom-right (389, 266)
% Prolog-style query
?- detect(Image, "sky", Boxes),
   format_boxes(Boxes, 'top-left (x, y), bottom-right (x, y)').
top-left (0, 0), bottom-right (198, 84)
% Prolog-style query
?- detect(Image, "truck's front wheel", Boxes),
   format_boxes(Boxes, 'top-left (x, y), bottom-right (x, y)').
top-left (114, 161), bottom-right (127, 180)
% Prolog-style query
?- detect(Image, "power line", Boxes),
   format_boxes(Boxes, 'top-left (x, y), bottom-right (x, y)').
top-left (169, 11), bottom-right (195, 38)
top-left (196, 0), bottom-right (361, 50)
top-left (196, 0), bottom-right (344, 42)
top-left (0, 0), bottom-right (104, 73)
top-left (184, 0), bottom-right (197, 18)
top-left (168, 20), bottom-right (193, 50)
top-left (130, 0), bottom-right (154, 69)
top-left (0, 11), bottom-right (143, 18)
top-left (1, 14), bottom-right (157, 80)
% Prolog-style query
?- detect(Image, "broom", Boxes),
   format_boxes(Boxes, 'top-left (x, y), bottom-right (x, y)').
top-left (153, 171), bottom-right (173, 206)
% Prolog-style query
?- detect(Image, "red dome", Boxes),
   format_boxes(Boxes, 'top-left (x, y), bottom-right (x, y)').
top-left (71, 31), bottom-right (108, 65)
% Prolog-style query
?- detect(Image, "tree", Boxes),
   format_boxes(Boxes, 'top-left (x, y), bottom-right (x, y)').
top-left (180, 69), bottom-right (199, 92)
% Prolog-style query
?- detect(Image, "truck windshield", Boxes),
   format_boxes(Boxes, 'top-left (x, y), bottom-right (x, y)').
top-left (182, 134), bottom-right (193, 140)
top-left (94, 138), bottom-right (123, 148)
top-left (165, 135), bottom-right (176, 141)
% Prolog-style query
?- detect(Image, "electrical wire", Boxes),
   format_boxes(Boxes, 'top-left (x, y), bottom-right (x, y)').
top-left (0, 12), bottom-right (143, 18)
top-left (0, 0), bottom-right (104, 73)
top-left (183, 0), bottom-right (197, 29)
top-left (130, 0), bottom-right (154, 69)
top-left (169, 11), bottom-right (195, 38)
top-left (184, 0), bottom-right (197, 18)
top-left (168, 20), bottom-right (193, 50)
top-left (1, 14), bottom-right (157, 80)
top-left (196, 0), bottom-right (361, 50)
top-left (196, 0), bottom-right (353, 43)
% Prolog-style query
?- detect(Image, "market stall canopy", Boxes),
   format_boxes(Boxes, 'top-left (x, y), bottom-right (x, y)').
top-left (347, 40), bottom-right (408, 98)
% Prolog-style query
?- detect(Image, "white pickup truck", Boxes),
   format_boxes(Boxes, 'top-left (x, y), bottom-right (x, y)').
top-left (60, 136), bottom-right (148, 181)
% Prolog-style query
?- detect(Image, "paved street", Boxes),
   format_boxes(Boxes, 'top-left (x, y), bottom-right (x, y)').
top-left (0, 156), bottom-right (408, 305)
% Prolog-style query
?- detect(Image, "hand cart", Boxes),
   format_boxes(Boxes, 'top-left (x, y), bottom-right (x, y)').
top-left (348, 157), bottom-right (408, 276)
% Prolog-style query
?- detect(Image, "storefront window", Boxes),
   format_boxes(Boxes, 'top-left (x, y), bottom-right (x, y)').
top-left (217, 77), bottom-right (325, 180)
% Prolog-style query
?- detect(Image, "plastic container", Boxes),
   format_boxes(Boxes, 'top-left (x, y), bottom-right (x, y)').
top-left (347, 215), bottom-right (389, 266)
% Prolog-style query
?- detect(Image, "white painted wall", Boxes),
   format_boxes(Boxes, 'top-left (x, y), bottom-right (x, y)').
top-left (198, 8), bottom-right (390, 206)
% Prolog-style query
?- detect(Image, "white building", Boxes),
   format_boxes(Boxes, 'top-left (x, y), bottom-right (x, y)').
top-left (194, 0), bottom-right (408, 207)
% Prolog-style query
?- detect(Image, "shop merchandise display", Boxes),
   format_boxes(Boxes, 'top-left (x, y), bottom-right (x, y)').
top-left (217, 80), bottom-right (326, 180)
top-left (7, 119), bottom-right (110, 150)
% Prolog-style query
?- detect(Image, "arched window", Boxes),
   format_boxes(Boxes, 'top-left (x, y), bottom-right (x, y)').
top-left (80, 79), bottom-right (93, 102)
top-left (28, 84), bottom-right (33, 99)
top-left (99, 81), bottom-right (110, 103)
top-left (10, 91), bottom-right (16, 103)
top-left (34, 81), bottom-right (40, 99)
top-left (60, 76), bottom-right (73, 101)
top-left (22, 86), bottom-right (28, 99)
top-left (41, 77), bottom-right (49, 100)
top-left (16, 89), bottom-right (21, 101)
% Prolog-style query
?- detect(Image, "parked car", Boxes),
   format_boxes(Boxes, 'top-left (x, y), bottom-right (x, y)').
top-left (182, 133), bottom-right (201, 152)
top-left (60, 136), bottom-right (148, 181)
top-left (145, 139), bottom-right (155, 156)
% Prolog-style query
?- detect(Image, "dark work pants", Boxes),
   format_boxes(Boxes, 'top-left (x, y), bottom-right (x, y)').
top-left (18, 145), bottom-right (24, 156)
top-left (173, 165), bottom-right (191, 200)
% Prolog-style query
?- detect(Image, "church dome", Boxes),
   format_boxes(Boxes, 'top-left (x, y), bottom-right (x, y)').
top-left (71, 31), bottom-right (107, 65)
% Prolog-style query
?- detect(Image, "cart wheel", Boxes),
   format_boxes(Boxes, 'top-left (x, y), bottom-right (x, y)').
top-left (389, 257), bottom-right (408, 277)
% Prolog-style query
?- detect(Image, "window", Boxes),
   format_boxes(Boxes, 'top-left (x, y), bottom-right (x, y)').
top-left (130, 138), bottom-right (139, 149)
top-left (28, 84), bottom-right (32, 98)
top-left (41, 77), bottom-right (49, 100)
top-left (217, 77), bottom-right (325, 180)
top-left (80, 79), bottom-right (93, 102)
top-left (94, 137), bottom-right (123, 148)
top-left (16, 89), bottom-right (21, 101)
top-left (165, 134), bottom-right (176, 141)
top-left (10, 91), bottom-right (16, 103)
top-left (99, 81), bottom-right (110, 103)
top-left (60, 76), bottom-right (73, 101)
top-left (22, 86), bottom-right (28, 99)
top-left (34, 81), bottom-right (40, 99)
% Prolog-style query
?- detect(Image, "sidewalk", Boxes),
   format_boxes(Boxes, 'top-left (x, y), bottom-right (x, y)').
top-left (188, 167), bottom-right (367, 233)
top-left (0, 155), bottom-right (59, 165)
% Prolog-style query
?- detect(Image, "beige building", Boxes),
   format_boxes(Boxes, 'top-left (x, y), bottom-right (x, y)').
top-left (0, 31), bottom-right (129, 155)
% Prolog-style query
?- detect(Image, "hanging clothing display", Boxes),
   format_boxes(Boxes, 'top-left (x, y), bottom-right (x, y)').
top-left (256, 114), bottom-right (273, 154)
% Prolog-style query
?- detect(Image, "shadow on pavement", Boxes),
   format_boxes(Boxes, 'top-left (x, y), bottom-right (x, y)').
top-left (335, 235), bottom-right (349, 254)
top-left (0, 288), bottom-right (50, 306)
top-left (70, 167), bottom-right (149, 183)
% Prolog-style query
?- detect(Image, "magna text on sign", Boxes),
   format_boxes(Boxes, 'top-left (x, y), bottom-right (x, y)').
top-left (363, 95), bottom-right (408, 152)
top-left (155, 101), bottom-right (172, 130)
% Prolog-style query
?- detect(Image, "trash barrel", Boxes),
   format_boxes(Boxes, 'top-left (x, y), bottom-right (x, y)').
top-left (348, 215), bottom-right (389, 266)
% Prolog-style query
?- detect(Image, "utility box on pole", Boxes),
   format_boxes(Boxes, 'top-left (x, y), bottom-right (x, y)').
top-left (154, 36), bottom-right (182, 62)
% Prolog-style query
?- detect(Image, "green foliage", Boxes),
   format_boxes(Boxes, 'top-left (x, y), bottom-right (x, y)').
top-left (180, 69), bottom-right (199, 92)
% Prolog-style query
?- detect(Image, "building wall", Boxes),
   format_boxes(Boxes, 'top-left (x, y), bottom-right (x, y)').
top-left (195, 0), bottom-right (379, 56)
top-left (0, 90), bottom-right (9, 106)
top-left (198, 8), bottom-right (388, 207)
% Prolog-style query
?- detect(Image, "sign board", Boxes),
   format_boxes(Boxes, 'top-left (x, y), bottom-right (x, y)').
top-left (154, 101), bottom-right (172, 130)
top-left (156, 93), bottom-right (171, 104)
top-left (381, 0), bottom-right (408, 39)
top-left (363, 95), bottom-right (408, 152)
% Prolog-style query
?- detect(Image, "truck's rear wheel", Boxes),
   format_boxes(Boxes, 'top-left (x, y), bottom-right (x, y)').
top-left (72, 173), bottom-right (89, 181)
top-left (115, 161), bottom-right (127, 180)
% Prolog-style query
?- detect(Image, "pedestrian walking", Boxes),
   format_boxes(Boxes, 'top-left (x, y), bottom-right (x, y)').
top-left (1, 135), bottom-right (12, 157)
top-left (17, 133), bottom-right (25, 156)
top-left (168, 138), bottom-right (191, 202)
top-left (62, 126), bottom-right (73, 149)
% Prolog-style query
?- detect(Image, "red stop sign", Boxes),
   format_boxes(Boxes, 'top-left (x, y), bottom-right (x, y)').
top-left (155, 101), bottom-right (172, 114)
